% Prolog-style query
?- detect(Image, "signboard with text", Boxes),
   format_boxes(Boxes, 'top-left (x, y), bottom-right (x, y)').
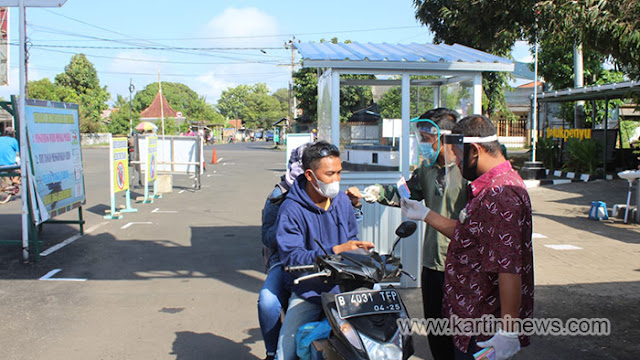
top-left (112, 137), bottom-right (129, 193)
top-left (147, 135), bottom-right (157, 182)
top-left (26, 99), bottom-right (85, 224)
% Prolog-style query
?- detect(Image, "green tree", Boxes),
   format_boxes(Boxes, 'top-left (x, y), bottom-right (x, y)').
top-left (292, 67), bottom-right (318, 122)
top-left (272, 88), bottom-right (289, 110)
top-left (108, 95), bottom-right (140, 135)
top-left (537, 0), bottom-right (640, 78)
top-left (339, 74), bottom-right (375, 122)
top-left (28, 78), bottom-right (61, 101)
top-left (413, 0), bottom-right (536, 116)
top-left (413, 0), bottom-right (640, 117)
top-left (217, 84), bottom-right (251, 120)
top-left (133, 82), bottom-right (199, 117)
top-left (378, 77), bottom-right (436, 119)
top-left (217, 83), bottom-right (287, 128)
top-left (162, 117), bottom-right (180, 135)
top-left (293, 69), bottom-right (374, 123)
top-left (54, 54), bottom-right (110, 133)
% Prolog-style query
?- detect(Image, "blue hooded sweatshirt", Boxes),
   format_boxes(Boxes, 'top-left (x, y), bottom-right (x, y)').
top-left (276, 174), bottom-right (359, 303)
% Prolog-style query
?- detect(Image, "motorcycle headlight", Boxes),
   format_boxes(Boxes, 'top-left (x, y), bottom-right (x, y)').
top-left (361, 331), bottom-right (403, 360)
top-left (329, 308), bottom-right (364, 351)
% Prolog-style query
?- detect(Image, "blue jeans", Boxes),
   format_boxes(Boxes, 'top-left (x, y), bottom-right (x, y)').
top-left (276, 293), bottom-right (324, 360)
top-left (258, 264), bottom-right (290, 355)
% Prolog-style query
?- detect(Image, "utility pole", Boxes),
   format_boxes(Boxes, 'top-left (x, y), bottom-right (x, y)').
top-left (285, 36), bottom-right (298, 131)
top-left (129, 79), bottom-right (134, 135)
top-left (158, 70), bottom-right (165, 140)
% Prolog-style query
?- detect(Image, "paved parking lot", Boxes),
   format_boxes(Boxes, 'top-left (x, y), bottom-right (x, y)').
top-left (0, 142), bottom-right (639, 359)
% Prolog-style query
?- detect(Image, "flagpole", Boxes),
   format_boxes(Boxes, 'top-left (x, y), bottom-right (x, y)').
top-left (159, 70), bottom-right (164, 140)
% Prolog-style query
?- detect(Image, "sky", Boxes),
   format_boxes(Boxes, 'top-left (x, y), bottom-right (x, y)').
top-left (0, 0), bottom-right (533, 106)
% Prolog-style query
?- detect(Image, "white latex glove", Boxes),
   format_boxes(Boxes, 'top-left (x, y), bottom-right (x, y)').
top-left (362, 185), bottom-right (382, 203)
top-left (476, 329), bottom-right (521, 360)
top-left (401, 198), bottom-right (430, 222)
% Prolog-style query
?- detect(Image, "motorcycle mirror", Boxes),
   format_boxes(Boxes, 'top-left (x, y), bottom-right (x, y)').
top-left (395, 221), bottom-right (417, 238)
top-left (389, 221), bottom-right (417, 259)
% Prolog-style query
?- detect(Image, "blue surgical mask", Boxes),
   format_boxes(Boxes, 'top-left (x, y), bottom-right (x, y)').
top-left (419, 142), bottom-right (438, 166)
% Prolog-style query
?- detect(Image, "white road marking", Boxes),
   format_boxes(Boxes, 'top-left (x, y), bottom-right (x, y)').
top-left (39, 269), bottom-right (86, 282)
top-left (532, 233), bottom-right (548, 239)
top-left (40, 222), bottom-right (108, 257)
top-left (152, 208), bottom-right (177, 213)
top-left (121, 222), bottom-right (153, 229)
top-left (222, 162), bottom-right (235, 166)
top-left (217, 157), bottom-right (223, 162)
top-left (544, 244), bottom-right (583, 250)
top-left (179, 190), bottom-right (185, 194)
top-left (40, 269), bottom-right (61, 279)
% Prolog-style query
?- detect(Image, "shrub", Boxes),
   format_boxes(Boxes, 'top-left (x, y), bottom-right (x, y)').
top-left (536, 137), bottom-right (560, 171)
top-left (562, 138), bottom-right (602, 175)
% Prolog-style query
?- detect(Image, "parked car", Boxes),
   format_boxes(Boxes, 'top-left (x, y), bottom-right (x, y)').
top-left (265, 130), bottom-right (274, 142)
top-left (255, 131), bottom-right (264, 140)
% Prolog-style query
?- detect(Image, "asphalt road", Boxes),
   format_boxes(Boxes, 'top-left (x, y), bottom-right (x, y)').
top-left (1, 141), bottom-right (639, 359)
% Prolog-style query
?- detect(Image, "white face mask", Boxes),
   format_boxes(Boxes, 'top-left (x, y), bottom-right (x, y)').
top-left (310, 171), bottom-right (340, 199)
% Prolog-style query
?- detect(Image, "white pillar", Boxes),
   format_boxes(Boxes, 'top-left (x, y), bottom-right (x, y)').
top-left (433, 85), bottom-right (441, 108)
top-left (401, 72), bottom-right (420, 288)
top-left (331, 69), bottom-right (340, 146)
top-left (472, 73), bottom-right (482, 114)
top-left (532, 40), bottom-right (539, 162)
top-left (400, 72), bottom-right (410, 178)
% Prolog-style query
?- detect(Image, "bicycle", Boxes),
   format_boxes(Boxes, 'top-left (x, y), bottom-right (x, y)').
top-left (0, 170), bottom-right (20, 204)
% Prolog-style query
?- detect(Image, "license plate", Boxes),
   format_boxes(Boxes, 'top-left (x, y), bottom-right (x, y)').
top-left (335, 289), bottom-right (403, 319)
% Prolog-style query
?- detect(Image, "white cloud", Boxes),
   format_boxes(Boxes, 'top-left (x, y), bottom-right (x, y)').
top-left (192, 7), bottom-right (290, 103)
top-left (192, 70), bottom-right (236, 104)
top-left (204, 7), bottom-right (281, 48)
top-left (0, 67), bottom-right (47, 100)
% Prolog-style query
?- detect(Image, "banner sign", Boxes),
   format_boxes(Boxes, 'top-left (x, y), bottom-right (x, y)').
top-left (147, 135), bottom-right (157, 182)
top-left (26, 99), bottom-right (85, 223)
top-left (112, 137), bottom-right (129, 193)
top-left (0, 7), bottom-right (8, 86)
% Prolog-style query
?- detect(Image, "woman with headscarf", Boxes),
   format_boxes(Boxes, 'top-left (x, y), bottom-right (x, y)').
top-left (258, 143), bottom-right (308, 360)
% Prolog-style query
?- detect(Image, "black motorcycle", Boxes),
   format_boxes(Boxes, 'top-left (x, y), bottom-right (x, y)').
top-left (286, 221), bottom-right (418, 360)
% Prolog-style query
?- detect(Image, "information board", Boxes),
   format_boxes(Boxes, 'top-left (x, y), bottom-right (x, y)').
top-left (25, 99), bottom-right (85, 224)
top-left (286, 133), bottom-right (314, 165)
top-left (111, 137), bottom-right (129, 193)
top-left (147, 135), bottom-right (157, 182)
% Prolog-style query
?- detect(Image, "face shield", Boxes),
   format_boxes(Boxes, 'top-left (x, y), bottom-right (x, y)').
top-left (410, 118), bottom-right (440, 167)
top-left (446, 134), bottom-right (500, 181)
top-left (435, 134), bottom-right (464, 191)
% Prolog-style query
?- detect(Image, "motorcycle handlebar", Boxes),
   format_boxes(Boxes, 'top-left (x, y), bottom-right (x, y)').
top-left (284, 264), bottom-right (315, 272)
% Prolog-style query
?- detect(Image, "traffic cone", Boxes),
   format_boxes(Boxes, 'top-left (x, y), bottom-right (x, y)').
top-left (211, 148), bottom-right (218, 164)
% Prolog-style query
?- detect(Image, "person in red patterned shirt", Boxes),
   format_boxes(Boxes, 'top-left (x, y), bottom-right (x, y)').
top-left (402, 115), bottom-right (533, 360)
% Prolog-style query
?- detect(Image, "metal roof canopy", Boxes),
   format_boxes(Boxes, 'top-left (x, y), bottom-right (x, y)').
top-left (294, 41), bottom-right (514, 288)
top-left (535, 80), bottom-right (640, 102)
top-left (295, 42), bottom-right (514, 72)
top-left (294, 41), bottom-right (515, 177)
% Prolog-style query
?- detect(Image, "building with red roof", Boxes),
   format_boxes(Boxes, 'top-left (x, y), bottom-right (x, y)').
top-left (139, 92), bottom-right (186, 123)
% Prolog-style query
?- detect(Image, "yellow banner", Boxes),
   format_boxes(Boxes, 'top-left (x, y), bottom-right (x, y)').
top-left (147, 136), bottom-right (158, 182)
top-left (112, 137), bottom-right (129, 193)
top-left (546, 127), bottom-right (592, 141)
